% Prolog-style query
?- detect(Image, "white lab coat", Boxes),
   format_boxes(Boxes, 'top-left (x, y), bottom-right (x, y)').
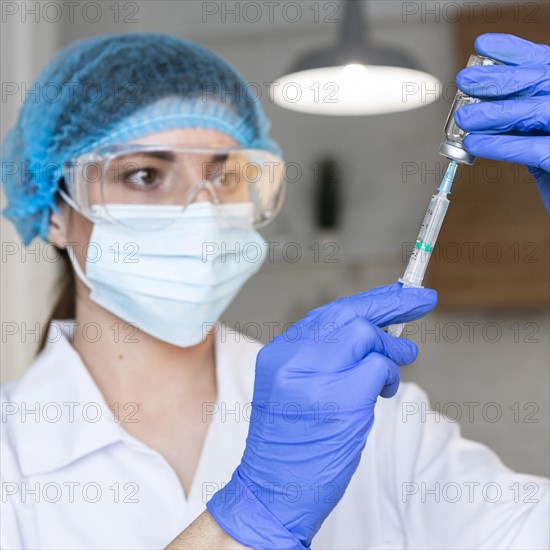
top-left (1, 321), bottom-right (548, 549)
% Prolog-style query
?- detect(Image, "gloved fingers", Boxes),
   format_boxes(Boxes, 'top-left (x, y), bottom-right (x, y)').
top-left (474, 33), bottom-right (550, 66)
top-left (456, 97), bottom-right (550, 133)
top-left (380, 377), bottom-right (400, 399)
top-left (303, 283), bottom-right (437, 331)
top-left (338, 317), bottom-right (419, 366)
top-left (464, 134), bottom-right (550, 172)
top-left (357, 352), bottom-right (401, 399)
top-left (456, 65), bottom-right (549, 99)
top-left (365, 285), bottom-right (437, 327)
top-left (298, 283), bottom-right (402, 324)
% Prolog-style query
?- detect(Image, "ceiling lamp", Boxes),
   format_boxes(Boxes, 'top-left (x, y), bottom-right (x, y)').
top-left (272, 0), bottom-right (441, 116)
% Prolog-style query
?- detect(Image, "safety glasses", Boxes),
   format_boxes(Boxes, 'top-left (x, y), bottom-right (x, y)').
top-left (62, 144), bottom-right (286, 229)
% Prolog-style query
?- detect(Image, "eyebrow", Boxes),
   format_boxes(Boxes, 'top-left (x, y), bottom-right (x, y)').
top-left (134, 151), bottom-right (176, 162)
top-left (130, 152), bottom-right (229, 163)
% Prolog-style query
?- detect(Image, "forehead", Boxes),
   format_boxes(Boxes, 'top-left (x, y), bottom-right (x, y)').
top-left (130, 128), bottom-right (240, 149)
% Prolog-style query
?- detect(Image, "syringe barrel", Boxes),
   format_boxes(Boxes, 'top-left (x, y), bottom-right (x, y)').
top-left (439, 54), bottom-right (503, 165)
top-left (402, 193), bottom-right (449, 287)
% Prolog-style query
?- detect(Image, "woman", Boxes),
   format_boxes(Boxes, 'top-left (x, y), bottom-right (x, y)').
top-left (1, 33), bottom-right (548, 549)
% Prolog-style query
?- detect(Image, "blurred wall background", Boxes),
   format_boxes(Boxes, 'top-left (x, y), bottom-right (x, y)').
top-left (1, 0), bottom-right (548, 476)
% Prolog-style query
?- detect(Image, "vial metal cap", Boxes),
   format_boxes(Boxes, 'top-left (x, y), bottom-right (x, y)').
top-left (439, 140), bottom-right (475, 165)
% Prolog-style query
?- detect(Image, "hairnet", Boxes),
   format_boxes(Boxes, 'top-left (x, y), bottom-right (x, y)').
top-left (1, 33), bottom-right (282, 244)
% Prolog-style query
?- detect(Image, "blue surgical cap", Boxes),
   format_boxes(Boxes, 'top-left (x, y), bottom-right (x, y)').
top-left (1, 33), bottom-right (282, 244)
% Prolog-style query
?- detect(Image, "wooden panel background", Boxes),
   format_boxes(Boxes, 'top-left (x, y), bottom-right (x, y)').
top-left (426, 2), bottom-right (550, 309)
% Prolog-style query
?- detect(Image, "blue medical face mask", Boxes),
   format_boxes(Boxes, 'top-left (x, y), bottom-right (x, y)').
top-left (69, 202), bottom-right (267, 347)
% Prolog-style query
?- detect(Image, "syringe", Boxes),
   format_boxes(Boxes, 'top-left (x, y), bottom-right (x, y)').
top-left (387, 160), bottom-right (458, 338)
top-left (386, 52), bottom-right (500, 338)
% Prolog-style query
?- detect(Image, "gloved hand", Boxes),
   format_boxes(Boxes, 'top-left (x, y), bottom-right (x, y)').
top-left (454, 33), bottom-right (550, 214)
top-left (207, 283), bottom-right (437, 549)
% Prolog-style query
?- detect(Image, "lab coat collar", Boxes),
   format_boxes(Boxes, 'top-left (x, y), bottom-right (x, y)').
top-left (8, 321), bottom-right (129, 477)
top-left (8, 320), bottom-right (260, 479)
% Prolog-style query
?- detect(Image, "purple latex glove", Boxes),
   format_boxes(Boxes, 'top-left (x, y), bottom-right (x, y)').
top-left (207, 283), bottom-right (437, 549)
top-left (454, 33), bottom-right (550, 213)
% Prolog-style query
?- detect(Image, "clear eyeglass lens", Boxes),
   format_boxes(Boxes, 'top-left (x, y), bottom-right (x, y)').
top-left (73, 148), bottom-right (285, 229)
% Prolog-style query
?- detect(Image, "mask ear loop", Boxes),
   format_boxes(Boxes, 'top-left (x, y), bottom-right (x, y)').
top-left (66, 245), bottom-right (95, 291)
top-left (57, 188), bottom-right (95, 291)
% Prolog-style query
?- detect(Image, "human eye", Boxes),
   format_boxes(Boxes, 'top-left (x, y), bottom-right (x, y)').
top-left (113, 153), bottom-right (171, 190)
top-left (209, 155), bottom-right (239, 190)
top-left (121, 165), bottom-right (162, 189)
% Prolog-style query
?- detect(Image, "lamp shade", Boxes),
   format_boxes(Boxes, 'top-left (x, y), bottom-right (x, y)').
top-left (272, 1), bottom-right (441, 116)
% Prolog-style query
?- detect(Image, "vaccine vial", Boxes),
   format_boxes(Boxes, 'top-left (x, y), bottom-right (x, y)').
top-left (439, 54), bottom-right (502, 165)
